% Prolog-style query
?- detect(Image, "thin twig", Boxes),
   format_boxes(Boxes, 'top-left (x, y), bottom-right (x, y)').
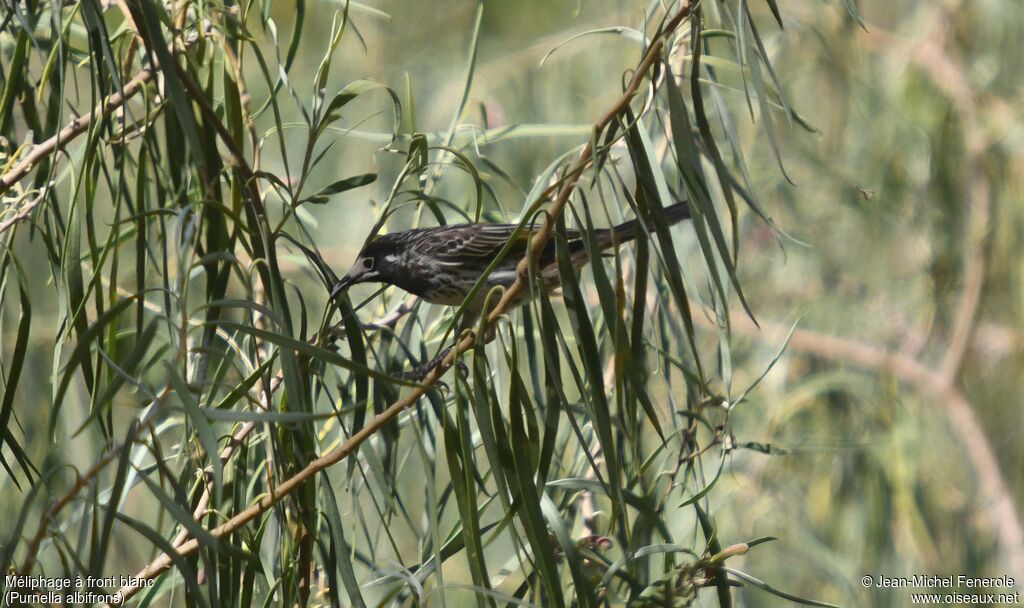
top-left (0, 190), bottom-right (48, 235)
top-left (362, 296), bottom-right (417, 330)
top-left (17, 448), bottom-right (121, 576)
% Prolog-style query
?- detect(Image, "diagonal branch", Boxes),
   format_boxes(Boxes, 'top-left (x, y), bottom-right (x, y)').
top-left (110, 3), bottom-right (694, 603)
top-left (0, 0), bottom-right (194, 218)
top-left (0, 66), bottom-right (157, 200)
top-left (0, 0), bottom-right (193, 199)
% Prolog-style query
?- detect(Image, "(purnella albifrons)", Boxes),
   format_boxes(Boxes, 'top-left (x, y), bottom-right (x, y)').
top-left (332, 201), bottom-right (692, 365)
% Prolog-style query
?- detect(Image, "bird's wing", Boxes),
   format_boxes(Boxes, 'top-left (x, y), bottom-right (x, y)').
top-left (421, 222), bottom-right (591, 269)
top-left (420, 224), bottom-right (528, 265)
top-left (458, 224), bottom-right (528, 258)
top-left (463, 223), bottom-right (592, 264)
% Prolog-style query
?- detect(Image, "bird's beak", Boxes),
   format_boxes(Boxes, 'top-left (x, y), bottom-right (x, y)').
top-left (330, 275), bottom-right (354, 300)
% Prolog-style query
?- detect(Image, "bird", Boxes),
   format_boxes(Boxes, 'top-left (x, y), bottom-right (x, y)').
top-left (331, 201), bottom-right (692, 339)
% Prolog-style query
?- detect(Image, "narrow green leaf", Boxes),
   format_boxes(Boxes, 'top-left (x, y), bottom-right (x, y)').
top-left (213, 321), bottom-right (417, 387)
top-left (507, 383), bottom-right (566, 608)
top-left (52, 297), bottom-right (137, 436)
top-left (321, 475), bottom-right (368, 608)
top-left (166, 363), bottom-right (223, 506)
top-left (127, 0), bottom-right (204, 167)
top-left (540, 495), bottom-right (597, 607)
top-left (0, 265), bottom-right (37, 482)
top-left (302, 173), bottom-right (377, 205)
top-left (555, 219), bottom-right (628, 537)
top-left (723, 567), bottom-right (842, 607)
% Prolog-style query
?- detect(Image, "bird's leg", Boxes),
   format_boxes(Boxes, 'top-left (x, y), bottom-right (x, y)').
top-left (395, 344), bottom-right (464, 392)
top-left (457, 304), bottom-right (505, 345)
top-left (324, 322), bottom-right (348, 344)
top-left (399, 309), bottom-right (487, 385)
top-left (408, 345), bottom-right (455, 378)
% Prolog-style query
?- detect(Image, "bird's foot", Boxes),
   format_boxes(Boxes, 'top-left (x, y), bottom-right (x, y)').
top-left (397, 346), bottom-right (469, 391)
top-left (324, 323), bottom-right (348, 344)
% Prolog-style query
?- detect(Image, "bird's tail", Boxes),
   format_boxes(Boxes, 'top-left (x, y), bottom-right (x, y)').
top-left (603, 201), bottom-right (692, 244)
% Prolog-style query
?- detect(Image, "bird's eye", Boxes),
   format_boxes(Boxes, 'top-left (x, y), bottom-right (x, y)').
top-left (362, 258), bottom-right (374, 270)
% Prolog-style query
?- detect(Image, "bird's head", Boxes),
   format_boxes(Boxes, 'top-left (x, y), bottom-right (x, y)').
top-left (330, 235), bottom-right (401, 299)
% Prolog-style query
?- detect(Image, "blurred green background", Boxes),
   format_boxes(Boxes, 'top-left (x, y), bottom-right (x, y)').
top-left (2, 0), bottom-right (1022, 605)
